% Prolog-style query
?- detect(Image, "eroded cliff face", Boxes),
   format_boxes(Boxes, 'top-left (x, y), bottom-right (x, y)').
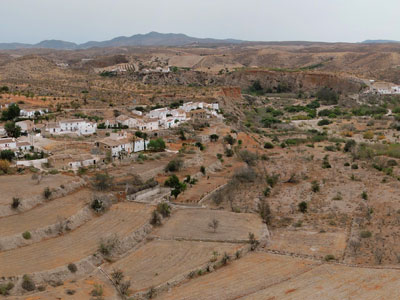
top-left (131, 69), bottom-right (363, 95)
top-left (223, 70), bottom-right (364, 94)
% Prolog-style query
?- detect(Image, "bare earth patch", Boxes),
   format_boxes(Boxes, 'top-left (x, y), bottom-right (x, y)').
top-left (106, 240), bottom-right (243, 293)
top-left (153, 208), bottom-right (266, 242)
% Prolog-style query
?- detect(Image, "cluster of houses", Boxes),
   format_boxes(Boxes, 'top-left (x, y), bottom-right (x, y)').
top-left (45, 119), bottom-right (97, 136)
top-left (0, 100), bottom-right (221, 170)
top-left (108, 101), bottom-right (220, 131)
top-left (367, 81), bottom-right (400, 95)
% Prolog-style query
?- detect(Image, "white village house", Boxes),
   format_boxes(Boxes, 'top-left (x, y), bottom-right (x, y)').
top-left (46, 119), bottom-right (97, 136)
top-left (0, 137), bottom-right (32, 152)
top-left (20, 108), bottom-right (47, 118)
top-left (95, 131), bottom-right (149, 158)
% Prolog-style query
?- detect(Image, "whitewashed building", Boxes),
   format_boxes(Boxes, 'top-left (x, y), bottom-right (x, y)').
top-left (116, 115), bottom-right (138, 128)
top-left (20, 109), bottom-right (47, 118)
top-left (46, 119), bottom-right (97, 135)
top-left (0, 138), bottom-right (17, 150)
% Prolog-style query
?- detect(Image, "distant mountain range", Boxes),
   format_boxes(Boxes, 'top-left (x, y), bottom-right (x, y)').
top-left (0, 32), bottom-right (244, 50)
top-left (361, 39), bottom-right (400, 44)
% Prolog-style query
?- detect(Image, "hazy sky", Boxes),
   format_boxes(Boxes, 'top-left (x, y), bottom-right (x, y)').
top-left (1, 0), bottom-right (400, 44)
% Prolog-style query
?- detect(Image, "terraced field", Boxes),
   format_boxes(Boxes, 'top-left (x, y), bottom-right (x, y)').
top-left (0, 202), bottom-right (152, 276)
top-left (244, 263), bottom-right (400, 299)
top-left (153, 208), bottom-right (265, 242)
top-left (8, 274), bottom-right (117, 300)
top-left (0, 189), bottom-right (91, 236)
top-left (106, 240), bottom-right (243, 293)
top-left (157, 253), bottom-right (319, 300)
top-left (268, 229), bottom-right (347, 259)
top-left (0, 173), bottom-right (76, 205)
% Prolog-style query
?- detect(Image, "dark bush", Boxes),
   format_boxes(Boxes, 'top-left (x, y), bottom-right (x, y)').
top-left (298, 201), bottom-right (308, 213)
top-left (67, 263), bottom-right (78, 273)
top-left (11, 197), bottom-right (20, 209)
top-left (165, 159), bottom-right (183, 172)
top-left (21, 275), bottom-right (36, 291)
top-left (318, 119), bottom-right (331, 126)
top-left (264, 142), bottom-right (274, 149)
top-left (156, 202), bottom-right (171, 217)
top-left (93, 173), bottom-right (113, 191)
top-left (239, 150), bottom-right (258, 166)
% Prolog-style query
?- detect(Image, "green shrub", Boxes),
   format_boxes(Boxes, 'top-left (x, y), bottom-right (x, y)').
top-left (311, 180), bottom-right (320, 193)
top-left (298, 201), bottom-right (308, 213)
top-left (200, 166), bottom-right (206, 175)
top-left (264, 142), bottom-right (274, 149)
top-left (93, 173), bottom-right (113, 191)
top-left (21, 275), bottom-right (35, 291)
top-left (156, 202), bottom-right (171, 218)
top-left (361, 191), bottom-right (368, 200)
top-left (360, 230), bottom-right (372, 238)
top-left (67, 263), bottom-right (78, 273)
top-left (0, 282), bottom-right (14, 295)
top-left (22, 231), bottom-right (31, 240)
top-left (238, 150), bottom-right (258, 166)
top-left (318, 119), bottom-right (331, 126)
top-left (11, 197), bottom-right (20, 209)
top-left (351, 164), bottom-right (359, 169)
top-left (266, 173), bottom-right (279, 187)
top-left (324, 254), bottom-right (335, 261)
top-left (165, 159), bottom-right (183, 172)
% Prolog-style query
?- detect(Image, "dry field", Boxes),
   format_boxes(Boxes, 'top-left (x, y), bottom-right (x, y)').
top-left (106, 240), bottom-right (243, 293)
top-left (7, 273), bottom-right (117, 300)
top-left (157, 252), bottom-right (319, 300)
top-left (268, 228), bottom-right (347, 259)
top-left (157, 252), bottom-right (400, 300)
top-left (244, 263), bottom-right (400, 300)
top-left (0, 173), bottom-right (77, 205)
top-left (153, 208), bottom-right (265, 242)
top-left (0, 189), bottom-right (91, 236)
top-left (0, 202), bottom-right (152, 276)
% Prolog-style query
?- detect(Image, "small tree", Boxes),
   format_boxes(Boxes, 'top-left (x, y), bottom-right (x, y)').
top-left (200, 166), bottom-right (206, 175)
top-left (258, 199), bottom-right (271, 225)
top-left (148, 138), bottom-right (166, 151)
top-left (21, 275), bottom-right (35, 291)
top-left (43, 187), bottom-right (52, 199)
top-left (0, 159), bottom-right (10, 174)
top-left (67, 263), bottom-right (78, 273)
top-left (165, 159), bottom-right (183, 172)
top-left (210, 134), bottom-right (219, 142)
top-left (11, 197), bottom-right (20, 209)
top-left (93, 173), bottom-right (113, 191)
top-left (249, 232), bottom-right (259, 251)
top-left (208, 218), bottom-right (219, 233)
top-left (298, 201), bottom-right (308, 213)
top-left (156, 202), bottom-right (171, 218)
top-left (111, 269), bottom-right (124, 285)
top-left (224, 134), bottom-right (236, 145)
top-left (4, 121), bottom-right (21, 138)
top-left (0, 150), bottom-right (15, 161)
top-left (150, 210), bottom-right (162, 226)
top-left (311, 180), bottom-right (320, 193)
